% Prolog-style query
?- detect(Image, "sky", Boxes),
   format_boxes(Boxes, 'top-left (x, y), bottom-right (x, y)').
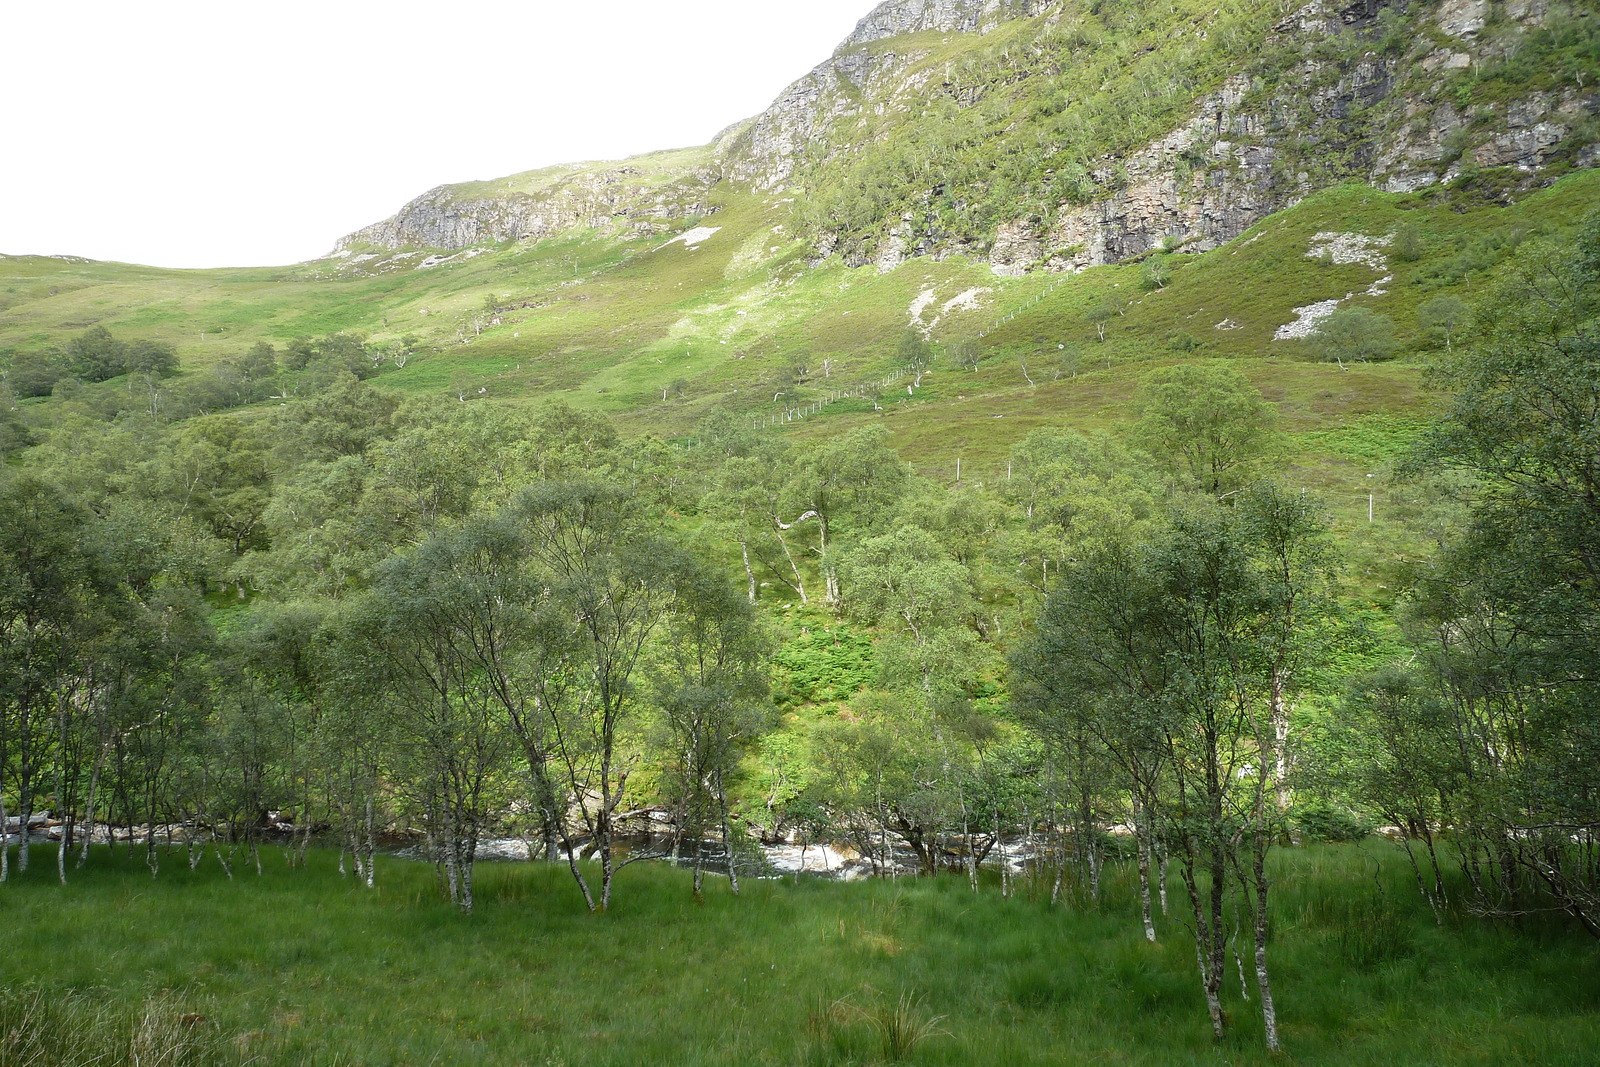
top-left (0, 0), bottom-right (876, 269)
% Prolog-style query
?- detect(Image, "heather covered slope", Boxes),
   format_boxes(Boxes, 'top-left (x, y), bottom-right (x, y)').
top-left (5, 171), bottom-right (1595, 461)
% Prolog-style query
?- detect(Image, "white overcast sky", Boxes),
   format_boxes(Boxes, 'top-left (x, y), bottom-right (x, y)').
top-left (1, 0), bottom-right (875, 269)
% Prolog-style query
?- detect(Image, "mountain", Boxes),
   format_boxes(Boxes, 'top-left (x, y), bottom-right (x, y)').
top-left (340, 0), bottom-right (1599, 275)
top-left (3, 0), bottom-right (1598, 499)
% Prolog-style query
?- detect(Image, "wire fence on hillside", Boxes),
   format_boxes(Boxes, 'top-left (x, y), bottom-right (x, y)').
top-left (748, 280), bottom-right (1074, 429)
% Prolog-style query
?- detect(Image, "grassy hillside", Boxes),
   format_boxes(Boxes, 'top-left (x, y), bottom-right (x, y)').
top-left (7, 169), bottom-right (1594, 610)
top-left (8, 170), bottom-right (1595, 438)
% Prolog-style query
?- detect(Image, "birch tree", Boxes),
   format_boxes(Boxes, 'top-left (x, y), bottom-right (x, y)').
top-left (654, 557), bottom-right (771, 897)
top-left (1393, 217), bottom-right (1600, 937)
top-left (510, 481), bottom-right (683, 911)
top-left (1014, 496), bottom-right (1328, 1051)
top-left (351, 539), bottom-right (518, 913)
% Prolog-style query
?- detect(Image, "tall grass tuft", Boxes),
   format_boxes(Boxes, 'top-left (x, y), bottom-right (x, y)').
top-left (828, 990), bottom-right (949, 1062)
top-left (0, 987), bottom-right (289, 1067)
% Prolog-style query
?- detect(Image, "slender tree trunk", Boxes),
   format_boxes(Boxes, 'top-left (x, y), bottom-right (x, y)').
top-left (1271, 670), bottom-right (1292, 814)
top-left (1136, 802), bottom-right (1156, 942)
top-left (211, 825), bottom-right (233, 880)
top-left (17, 763), bottom-right (32, 873)
top-left (76, 747), bottom-right (106, 870)
top-left (1250, 836), bottom-right (1281, 1053)
top-left (1182, 855), bottom-right (1227, 1040)
top-left (0, 791), bottom-right (9, 883)
top-left (1159, 845), bottom-right (1169, 915)
top-left (962, 804), bottom-right (979, 892)
top-left (442, 806), bottom-right (462, 909)
top-left (717, 769), bottom-right (739, 897)
top-left (460, 821), bottom-right (478, 914)
top-left (55, 697), bottom-right (68, 885)
top-left (363, 795), bottom-right (377, 888)
top-left (819, 516), bottom-right (840, 605)
top-left (1399, 835), bottom-right (1443, 924)
top-left (562, 825), bottom-right (597, 911)
top-left (776, 532), bottom-right (808, 605)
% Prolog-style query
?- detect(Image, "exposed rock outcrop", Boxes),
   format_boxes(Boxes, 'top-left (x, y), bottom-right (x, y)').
top-left (714, 0), bottom-right (1058, 191)
top-left (333, 155), bottom-right (717, 254)
top-left (337, 0), bottom-right (1597, 274)
top-left (842, 0), bottom-right (1058, 45)
top-left (722, 0), bottom-right (1596, 274)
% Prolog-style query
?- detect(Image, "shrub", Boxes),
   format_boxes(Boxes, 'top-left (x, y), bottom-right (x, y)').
top-left (1291, 800), bottom-right (1376, 843)
top-left (1313, 306), bottom-right (1399, 363)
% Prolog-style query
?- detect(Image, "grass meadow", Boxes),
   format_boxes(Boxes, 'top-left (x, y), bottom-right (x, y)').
top-left (2, 842), bottom-right (1596, 1065)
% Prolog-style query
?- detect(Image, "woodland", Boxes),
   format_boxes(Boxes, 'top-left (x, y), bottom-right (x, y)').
top-left (0, 212), bottom-right (1597, 1063)
top-left (3, 0), bottom-right (1600, 1055)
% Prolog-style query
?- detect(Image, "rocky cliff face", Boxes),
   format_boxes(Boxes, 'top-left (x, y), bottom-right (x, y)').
top-left (714, 0), bottom-right (1060, 191)
top-left (720, 0), bottom-right (1597, 274)
top-left (337, 0), bottom-right (1597, 269)
top-left (842, 0), bottom-right (1057, 45)
top-left (985, 0), bottom-right (1599, 274)
top-left (333, 155), bottom-right (717, 254)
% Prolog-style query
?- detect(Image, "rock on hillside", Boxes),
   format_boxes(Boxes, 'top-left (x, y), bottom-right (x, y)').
top-left (845, 0), bottom-right (1056, 45)
top-left (985, 0), bottom-right (1600, 274)
top-left (333, 152), bottom-right (718, 254)
top-left (721, 0), bottom-right (1598, 273)
top-left (337, 0), bottom-right (1598, 271)
top-left (714, 0), bottom-right (1059, 191)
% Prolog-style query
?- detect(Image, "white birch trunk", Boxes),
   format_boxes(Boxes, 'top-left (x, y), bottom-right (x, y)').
top-left (1250, 837), bottom-right (1281, 1051)
top-left (1158, 846), bottom-right (1169, 915)
top-left (364, 795), bottom-right (377, 889)
top-left (718, 771), bottom-right (740, 897)
top-left (76, 754), bottom-right (104, 870)
top-left (740, 540), bottom-right (757, 603)
top-left (1271, 669), bottom-right (1292, 813)
top-left (1137, 833), bottom-right (1156, 942)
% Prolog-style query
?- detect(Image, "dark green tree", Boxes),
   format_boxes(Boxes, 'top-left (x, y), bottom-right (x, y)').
top-left (6, 351), bottom-right (61, 398)
top-left (1398, 218), bottom-right (1600, 936)
top-left (1313, 306), bottom-right (1398, 364)
top-left (123, 339), bottom-right (179, 377)
top-left (1132, 364), bottom-right (1277, 496)
top-left (64, 326), bottom-right (128, 382)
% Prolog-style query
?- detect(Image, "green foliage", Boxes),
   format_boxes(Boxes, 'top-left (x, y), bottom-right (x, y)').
top-left (5, 350), bottom-right (60, 398)
top-left (1386, 215), bottom-right (1600, 932)
top-left (795, 0), bottom-right (1282, 256)
top-left (948, 337), bottom-right (981, 371)
top-left (1132, 363), bottom-right (1278, 496)
top-left (1290, 799), bottom-right (1376, 843)
top-left (1313, 306), bottom-right (1399, 364)
top-left (1140, 254), bottom-right (1173, 291)
top-left (1416, 294), bottom-right (1468, 352)
top-left (1292, 415), bottom-right (1430, 465)
top-left (64, 325), bottom-right (128, 381)
top-left (895, 329), bottom-right (931, 370)
top-left (1411, 222), bottom-right (1540, 289)
top-left (1392, 221), bottom-right (1424, 263)
top-left (1444, 14), bottom-right (1600, 106)
top-left (771, 624), bottom-right (875, 707)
